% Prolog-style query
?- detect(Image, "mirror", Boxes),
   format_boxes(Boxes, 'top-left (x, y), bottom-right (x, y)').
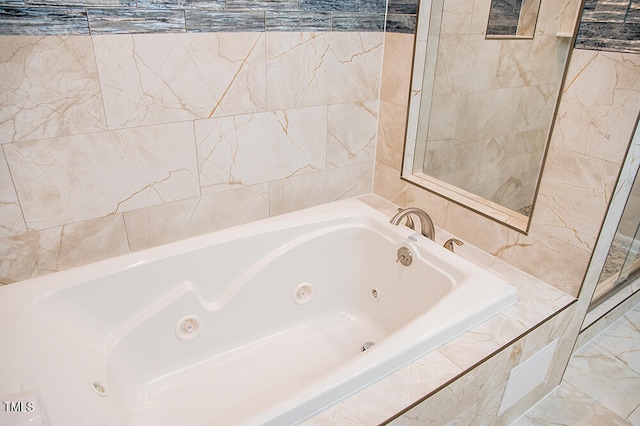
top-left (402, 0), bottom-right (580, 232)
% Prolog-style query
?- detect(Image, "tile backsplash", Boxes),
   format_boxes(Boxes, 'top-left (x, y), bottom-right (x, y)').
top-left (0, 0), bottom-right (418, 34)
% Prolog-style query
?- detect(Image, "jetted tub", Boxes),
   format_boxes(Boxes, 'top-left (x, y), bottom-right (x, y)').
top-left (0, 199), bottom-right (517, 426)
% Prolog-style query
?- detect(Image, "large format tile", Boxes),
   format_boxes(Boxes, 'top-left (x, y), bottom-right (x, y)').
top-left (0, 35), bottom-right (107, 144)
top-left (268, 162), bottom-right (372, 215)
top-left (531, 147), bottom-right (619, 253)
top-left (195, 106), bottom-right (327, 195)
top-left (4, 122), bottom-right (200, 230)
top-left (0, 214), bottom-right (128, 284)
top-left (0, 151), bottom-right (26, 238)
top-left (594, 307), bottom-right (640, 376)
top-left (552, 50), bottom-right (640, 165)
top-left (327, 101), bottom-right (378, 168)
top-left (523, 382), bottom-right (631, 426)
top-left (265, 32), bottom-right (383, 110)
top-left (124, 184), bottom-right (270, 251)
top-left (92, 32), bottom-right (266, 130)
top-left (563, 341), bottom-right (640, 419)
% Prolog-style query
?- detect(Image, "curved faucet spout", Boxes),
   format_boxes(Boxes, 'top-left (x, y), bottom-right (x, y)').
top-left (390, 207), bottom-right (435, 241)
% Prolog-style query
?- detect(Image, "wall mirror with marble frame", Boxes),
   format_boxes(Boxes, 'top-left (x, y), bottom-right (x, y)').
top-left (401, 0), bottom-right (581, 232)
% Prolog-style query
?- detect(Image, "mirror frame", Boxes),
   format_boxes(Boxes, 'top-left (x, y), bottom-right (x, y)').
top-left (400, 0), bottom-right (580, 234)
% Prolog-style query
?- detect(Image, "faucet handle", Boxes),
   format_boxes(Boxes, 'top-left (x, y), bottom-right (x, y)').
top-left (443, 238), bottom-right (464, 252)
top-left (397, 208), bottom-right (415, 230)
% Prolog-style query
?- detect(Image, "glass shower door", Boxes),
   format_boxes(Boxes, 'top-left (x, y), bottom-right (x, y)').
top-left (592, 169), bottom-right (640, 304)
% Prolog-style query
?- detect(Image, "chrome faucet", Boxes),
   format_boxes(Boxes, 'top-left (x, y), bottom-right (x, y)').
top-left (390, 207), bottom-right (435, 241)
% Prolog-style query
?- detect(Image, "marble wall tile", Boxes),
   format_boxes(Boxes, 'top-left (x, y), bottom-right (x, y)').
top-left (92, 32), bottom-right (266, 130)
top-left (499, 233), bottom-right (591, 297)
top-left (592, 308), bottom-right (640, 374)
top-left (376, 23), bottom-right (640, 301)
top-left (0, 214), bottom-right (128, 284)
top-left (380, 32), bottom-right (414, 105)
top-left (385, 301), bottom-right (578, 426)
top-left (390, 343), bottom-right (522, 424)
top-left (268, 162), bottom-right (372, 215)
top-left (531, 147), bottom-right (619, 252)
top-left (0, 151), bottom-right (26, 238)
top-left (4, 122), bottom-right (200, 230)
top-left (579, 289), bottom-right (640, 347)
top-left (305, 365), bottom-right (414, 425)
top-left (306, 349), bottom-right (462, 425)
top-left (375, 101), bottom-right (408, 171)
top-left (124, 184), bottom-right (270, 251)
top-left (522, 381), bottom-right (631, 425)
top-left (552, 50), bottom-right (640, 164)
top-left (440, 0), bottom-right (475, 35)
top-left (437, 313), bottom-right (528, 370)
top-left (195, 106), bottom-right (327, 195)
top-left (402, 350), bottom-right (463, 404)
top-left (373, 161), bottom-right (451, 227)
top-left (495, 36), bottom-right (568, 88)
top-left (444, 384), bottom-right (508, 425)
top-left (563, 341), bottom-right (640, 418)
top-left (433, 34), bottom-right (501, 94)
top-left (452, 86), bottom-right (550, 142)
top-left (0, 35), bottom-right (107, 144)
top-left (265, 32), bottom-right (383, 110)
top-left (327, 101), bottom-right (378, 168)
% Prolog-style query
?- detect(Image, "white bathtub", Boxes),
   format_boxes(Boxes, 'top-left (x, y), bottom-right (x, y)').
top-left (0, 199), bottom-right (517, 426)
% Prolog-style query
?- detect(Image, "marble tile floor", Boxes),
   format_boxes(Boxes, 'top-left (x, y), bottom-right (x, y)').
top-left (512, 302), bottom-right (640, 426)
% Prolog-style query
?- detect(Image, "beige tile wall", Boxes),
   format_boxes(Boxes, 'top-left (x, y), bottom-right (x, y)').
top-left (375, 31), bottom-right (640, 299)
top-left (0, 32), bottom-right (383, 284)
top-left (387, 304), bottom-right (580, 425)
top-left (372, 27), bottom-right (640, 426)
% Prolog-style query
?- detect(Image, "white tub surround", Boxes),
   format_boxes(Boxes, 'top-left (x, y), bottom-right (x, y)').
top-left (0, 198), bottom-right (518, 426)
